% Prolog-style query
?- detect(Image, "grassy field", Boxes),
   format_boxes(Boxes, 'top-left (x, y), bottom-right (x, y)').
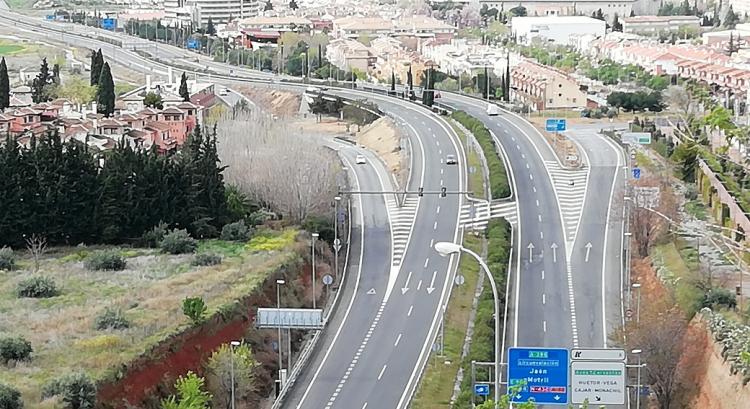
top-left (450, 121), bottom-right (486, 200)
top-left (411, 233), bottom-right (482, 409)
top-left (0, 40), bottom-right (28, 56)
top-left (0, 228), bottom-right (300, 407)
top-left (652, 241), bottom-right (703, 316)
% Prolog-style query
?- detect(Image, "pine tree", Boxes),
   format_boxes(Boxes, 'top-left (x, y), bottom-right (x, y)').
top-left (0, 57), bottom-right (9, 110)
top-left (289, 0), bottom-right (298, 10)
top-left (630, 10), bottom-right (636, 17)
top-left (725, 5), bottom-right (740, 28)
top-left (96, 62), bottom-right (115, 117)
top-left (264, 1), bottom-right (273, 11)
top-left (179, 72), bottom-right (190, 101)
top-left (31, 58), bottom-right (51, 103)
top-left (90, 49), bottom-right (103, 86)
top-left (206, 17), bottom-right (216, 35)
top-left (391, 71), bottom-right (396, 91)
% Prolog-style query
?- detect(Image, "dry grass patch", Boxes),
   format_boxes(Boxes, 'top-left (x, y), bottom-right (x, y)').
top-left (0, 233), bottom-right (300, 406)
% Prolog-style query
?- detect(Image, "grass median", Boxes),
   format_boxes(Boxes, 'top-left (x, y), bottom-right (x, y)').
top-left (451, 111), bottom-right (510, 200)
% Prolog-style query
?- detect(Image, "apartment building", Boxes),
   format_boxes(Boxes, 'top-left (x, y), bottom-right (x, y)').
top-left (622, 15), bottom-right (701, 35)
top-left (479, 0), bottom-right (635, 21)
top-left (326, 38), bottom-right (376, 72)
top-left (164, 0), bottom-right (261, 27)
top-left (511, 61), bottom-right (587, 110)
top-left (333, 16), bottom-right (456, 48)
top-left (511, 16), bottom-right (606, 45)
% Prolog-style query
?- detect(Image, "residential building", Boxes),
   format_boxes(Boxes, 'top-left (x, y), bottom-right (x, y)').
top-left (333, 16), bottom-right (456, 48)
top-left (510, 16), bottom-right (606, 46)
top-left (479, 0), bottom-right (634, 21)
top-left (326, 38), bottom-right (376, 72)
top-left (511, 61), bottom-right (587, 110)
top-left (237, 16), bottom-right (314, 32)
top-left (165, 0), bottom-right (261, 27)
top-left (622, 15), bottom-right (701, 35)
top-left (369, 37), bottom-right (432, 84)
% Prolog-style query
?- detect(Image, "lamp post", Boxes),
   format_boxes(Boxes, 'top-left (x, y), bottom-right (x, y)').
top-left (311, 232), bottom-right (319, 309)
top-left (276, 278), bottom-right (285, 385)
top-left (632, 283), bottom-right (642, 324)
top-left (434, 241), bottom-right (499, 407)
top-left (334, 196), bottom-right (341, 280)
top-left (632, 349), bottom-right (643, 409)
top-left (230, 340), bottom-right (241, 409)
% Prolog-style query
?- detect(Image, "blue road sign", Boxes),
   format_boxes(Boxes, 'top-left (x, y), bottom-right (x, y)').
top-left (474, 384), bottom-right (490, 396)
top-left (632, 168), bottom-right (641, 179)
top-left (508, 347), bottom-right (569, 405)
top-left (545, 118), bottom-right (567, 132)
top-left (101, 18), bottom-right (117, 30)
top-left (187, 39), bottom-right (201, 50)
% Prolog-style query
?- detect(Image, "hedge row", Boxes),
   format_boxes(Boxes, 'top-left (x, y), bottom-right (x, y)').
top-left (451, 111), bottom-right (510, 199)
top-left (453, 218), bottom-right (512, 408)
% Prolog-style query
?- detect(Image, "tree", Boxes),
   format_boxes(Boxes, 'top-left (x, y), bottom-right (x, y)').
top-left (90, 49), bottom-right (103, 86)
top-left (52, 63), bottom-right (60, 86)
top-left (143, 91), bottom-right (164, 109)
top-left (161, 372), bottom-right (212, 409)
top-left (206, 17), bottom-right (216, 36)
top-left (407, 65), bottom-right (413, 91)
top-left (390, 71), bottom-right (396, 91)
top-left (205, 343), bottom-right (258, 408)
top-left (182, 296), bottom-right (207, 324)
top-left (509, 5), bottom-right (526, 17)
top-left (289, 0), bottom-right (298, 10)
top-left (0, 383), bottom-right (22, 409)
top-left (630, 177), bottom-right (677, 256)
top-left (630, 9), bottom-right (636, 17)
top-left (179, 72), bottom-right (190, 102)
top-left (725, 5), bottom-right (740, 28)
top-left (31, 57), bottom-right (51, 103)
top-left (0, 57), bottom-right (8, 110)
top-left (612, 13), bottom-right (623, 31)
top-left (55, 77), bottom-right (97, 106)
top-left (264, 0), bottom-right (273, 11)
top-left (96, 61), bottom-right (115, 116)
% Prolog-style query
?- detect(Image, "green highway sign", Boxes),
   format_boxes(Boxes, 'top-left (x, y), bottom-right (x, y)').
top-left (570, 361), bottom-right (626, 405)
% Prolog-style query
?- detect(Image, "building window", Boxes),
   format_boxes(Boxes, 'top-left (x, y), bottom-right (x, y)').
top-left (573, 98), bottom-right (577, 103)
top-left (549, 99), bottom-right (553, 103)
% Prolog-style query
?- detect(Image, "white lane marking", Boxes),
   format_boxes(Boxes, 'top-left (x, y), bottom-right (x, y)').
top-left (417, 280), bottom-right (423, 291)
top-left (441, 168), bottom-right (444, 174)
top-left (526, 163), bottom-right (530, 169)
top-left (433, 221), bottom-right (438, 230)
top-left (529, 174), bottom-right (534, 180)
top-left (378, 364), bottom-right (387, 380)
top-left (394, 333), bottom-right (402, 346)
top-left (436, 205), bottom-right (441, 214)
top-left (538, 214), bottom-right (542, 222)
top-left (511, 136), bottom-right (516, 141)
top-left (542, 270), bottom-right (545, 280)
top-left (439, 149), bottom-right (442, 155)
top-left (540, 231), bottom-right (544, 239)
top-left (440, 179), bottom-right (443, 185)
top-left (516, 144), bottom-right (521, 150)
top-left (522, 153), bottom-right (526, 159)
top-left (362, 403), bottom-right (368, 409)
top-left (543, 293), bottom-right (546, 305)
top-left (408, 305), bottom-right (414, 316)
top-left (536, 199), bottom-right (540, 207)
top-left (430, 239), bottom-right (434, 247)
top-left (532, 186), bottom-right (537, 193)
top-left (543, 320), bottom-right (547, 332)
top-left (436, 140), bottom-right (440, 146)
top-left (424, 258), bottom-right (429, 268)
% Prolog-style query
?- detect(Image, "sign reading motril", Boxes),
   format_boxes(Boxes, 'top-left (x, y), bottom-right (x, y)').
top-left (570, 361), bottom-right (626, 405)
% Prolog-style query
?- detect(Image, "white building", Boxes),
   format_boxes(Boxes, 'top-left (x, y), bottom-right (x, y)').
top-left (622, 15), bottom-right (701, 35)
top-left (479, 0), bottom-right (634, 21)
top-left (511, 16), bottom-right (606, 45)
top-left (164, 0), bottom-right (261, 27)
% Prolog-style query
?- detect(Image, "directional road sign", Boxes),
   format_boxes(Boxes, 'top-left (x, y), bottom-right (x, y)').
top-left (546, 118), bottom-right (567, 132)
top-left (632, 168), bottom-right (641, 179)
top-left (508, 347), bottom-right (569, 405)
top-left (571, 361), bottom-right (626, 405)
top-left (474, 384), bottom-right (490, 396)
top-left (622, 132), bottom-right (651, 145)
top-left (571, 348), bottom-right (626, 361)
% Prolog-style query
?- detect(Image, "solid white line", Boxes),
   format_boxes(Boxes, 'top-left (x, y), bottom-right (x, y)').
top-left (408, 305), bottom-right (414, 316)
top-left (296, 155), bottom-right (366, 408)
top-left (378, 365), bottom-right (387, 380)
top-left (394, 333), bottom-right (402, 346)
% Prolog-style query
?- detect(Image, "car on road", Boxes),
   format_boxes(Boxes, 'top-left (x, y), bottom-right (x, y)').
top-left (487, 103), bottom-right (500, 116)
top-left (446, 154), bottom-right (457, 165)
top-left (356, 154), bottom-right (366, 164)
top-left (219, 87), bottom-right (229, 96)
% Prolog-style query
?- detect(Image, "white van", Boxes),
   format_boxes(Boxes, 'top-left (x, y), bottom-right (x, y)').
top-left (487, 103), bottom-right (500, 116)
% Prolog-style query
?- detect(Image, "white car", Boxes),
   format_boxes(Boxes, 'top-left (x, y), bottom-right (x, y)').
top-left (219, 87), bottom-right (229, 96)
top-left (355, 154), bottom-right (366, 164)
top-left (446, 154), bottom-right (457, 165)
top-left (487, 103), bottom-right (500, 116)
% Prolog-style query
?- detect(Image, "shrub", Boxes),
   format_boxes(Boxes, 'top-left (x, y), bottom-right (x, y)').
top-left (0, 247), bottom-right (15, 271)
top-left (16, 276), bottom-right (59, 298)
top-left (0, 336), bottom-right (32, 363)
top-left (246, 209), bottom-right (276, 226)
top-left (141, 222), bottom-right (169, 248)
top-left (302, 216), bottom-right (334, 244)
top-left (183, 296), bottom-right (207, 325)
top-left (94, 307), bottom-right (130, 330)
top-left (701, 288), bottom-right (737, 310)
top-left (192, 253), bottom-right (223, 266)
top-left (0, 383), bottom-right (22, 409)
top-left (84, 249), bottom-right (126, 271)
top-left (220, 220), bottom-right (252, 242)
top-left (160, 229), bottom-right (198, 254)
top-left (41, 372), bottom-right (97, 408)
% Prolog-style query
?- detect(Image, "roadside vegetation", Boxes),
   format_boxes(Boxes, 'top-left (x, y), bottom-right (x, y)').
top-left (451, 111), bottom-right (510, 199)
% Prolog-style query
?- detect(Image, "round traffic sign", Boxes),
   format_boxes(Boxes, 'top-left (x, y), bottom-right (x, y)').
top-left (322, 274), bottom-right (334, 285)
top-left (625, 309), bottom-right (633, 319)
top-left (333, 238), bottom-right (341, 246)
top-left (454, 275), bottom-right (466, 286)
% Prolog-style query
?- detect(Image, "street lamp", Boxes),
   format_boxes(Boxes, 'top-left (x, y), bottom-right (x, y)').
top-left (631, 349), bottom-right (643, 409)
top-left (276, 279), bottom-right (285, 385)
top-left (632, 283), bottom-right (642, 324)
top-left (230, 340), bottom-right (241, 409)
top-left (311, 232), bottom-right (319, 309)
top-left (434, 241), bottom-right (500, 407)
top-left (334, 196), bottom-right (341, 280)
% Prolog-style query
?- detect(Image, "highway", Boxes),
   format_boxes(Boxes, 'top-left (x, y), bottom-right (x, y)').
top-left (0, 11), bottom-right (467, 409)
top-left (0, 9), bottom-right (626, 407)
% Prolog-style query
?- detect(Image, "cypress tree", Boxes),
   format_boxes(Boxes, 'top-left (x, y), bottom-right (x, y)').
top-left (206, 17), bottom-right (215, 35)
top-left (0, 57), bottom-right (9, 110)
top-left (391, 71), bottom-right (396, 91)
top-left (179, 72), bottom-right (190, 101)
top-left (52, 63), bottom-right (61, 85)
top-left (31, 58), bottom-right (50, 103)
top-left (318, 44), bottom-right (323, 71)
top-left (505, 55), bottom-right (511, 102)
top-left (97, 62), bottom-right (115, 117)
top-left (90, 49), bottom-right (103, 86)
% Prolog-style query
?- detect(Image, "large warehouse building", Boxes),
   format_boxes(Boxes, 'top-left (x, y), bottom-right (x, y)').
top-left (511, 16), bottom-right (606, 45)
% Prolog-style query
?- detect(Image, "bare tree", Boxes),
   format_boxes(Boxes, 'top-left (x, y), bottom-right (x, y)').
top-left (25, 234), bottom-right (47, 272)
top-left (215, 110), bottom-right (339, 223)
top-left (631, 177), bottom-right (678, 257)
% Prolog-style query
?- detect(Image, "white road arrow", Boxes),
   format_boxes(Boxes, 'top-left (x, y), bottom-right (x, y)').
top-left (527, 242), bottom-right (535, 261)
top-left (550, 243), bottom-right (558, 263)
top-left (584, 242), bottom-right (593, 262)
top-left (401, 271), bottom-right (412, 294)
top-left (426, 271), bottom-right (437, 294)
top-left (367, 288), bottom-right (376, 295)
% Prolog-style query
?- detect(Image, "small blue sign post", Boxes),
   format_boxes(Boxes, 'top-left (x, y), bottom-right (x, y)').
top-left (187, 39), bottom-right (201, 50)
top-left (545, 118), bottom-right (567, 132)
top-left (474, 384), bottom-right (490, 396)
top-left (632, 168), bottom-right (641, 179)
top-left (508, 347), bottom-right (569, 405)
